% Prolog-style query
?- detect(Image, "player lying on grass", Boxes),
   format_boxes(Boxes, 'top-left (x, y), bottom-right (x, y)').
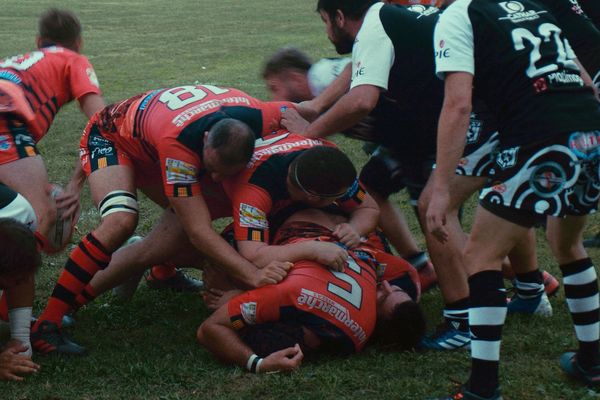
top-left (197, 207), bottom-right (426, 373)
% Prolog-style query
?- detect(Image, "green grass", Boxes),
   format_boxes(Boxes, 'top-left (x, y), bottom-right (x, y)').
top-left (1, 1), bottom-right (600, 399)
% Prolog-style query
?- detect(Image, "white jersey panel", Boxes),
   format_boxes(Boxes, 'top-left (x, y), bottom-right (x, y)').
top-left (351, 2), bottom-right (395, 90)
top-left (434, 0), bottom-right (475, 79)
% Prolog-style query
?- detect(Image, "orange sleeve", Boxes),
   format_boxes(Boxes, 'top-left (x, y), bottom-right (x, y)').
top-left (228, 286), bottom-right (282, 330)
top-left (68, 54), bottom-right (102, 99)
top-left (157, 138), bottom-right (203, 198)
top-left (230, 182), bottom-right (273, 243)
top-left (259, 101), bottom-right (296, 136)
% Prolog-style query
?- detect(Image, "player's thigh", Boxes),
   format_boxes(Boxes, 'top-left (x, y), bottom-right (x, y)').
top-left (0, 155), bottom-right (55, 227)
top-left (464, 205), bottom-right (531, 276)
top-left (139, 183), bottom-right (169, 209)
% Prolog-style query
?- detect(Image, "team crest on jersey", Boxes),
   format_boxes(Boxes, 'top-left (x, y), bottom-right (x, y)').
top-left (406, 5), bottom-right (439, 18)
top-left (239, 203), bottom-right (268, 229)
top-left (496, 147), bottom-right (518, 169)
top-left (240, 302), bottom-right (257, 325)
top-left (568, 131), bottom-right (600, 160)
top-left (498, 1), bottom-right (547, 23)
top-left (165, 158), bottom-right (198, 184)
top-left (0, 135), bottom-right (11, 151)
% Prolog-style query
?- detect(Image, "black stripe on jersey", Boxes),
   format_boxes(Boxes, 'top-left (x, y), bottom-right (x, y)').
top-left (221, 106), bottom-right (264, 139)
top-left (248, 151), bottom-right (303, 203)
top-left (176, 112), bottom-right (226, 154)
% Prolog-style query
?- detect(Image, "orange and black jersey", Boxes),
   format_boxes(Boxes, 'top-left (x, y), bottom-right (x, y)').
top-left (223, 132), bottom-right (368, 243)
top-left (0, 46), bottom-right (101, 141)
top-left (89, 85), bottom-right (292, 198)
top-left (228, 222), bottom-right (419, 353)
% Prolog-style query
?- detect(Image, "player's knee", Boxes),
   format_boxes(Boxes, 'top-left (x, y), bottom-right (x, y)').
top-left (35, 201), bottom-right (58, 232)
top-left (196, 322), bottom-right (209, 345)
top-left (98, 190), bottom-right (138, 230)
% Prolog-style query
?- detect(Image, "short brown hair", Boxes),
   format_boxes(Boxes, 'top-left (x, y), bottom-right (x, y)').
top-left (38, 8), bottom-right (82, 51)
top-left (262, 47), bottom-right (312, 79)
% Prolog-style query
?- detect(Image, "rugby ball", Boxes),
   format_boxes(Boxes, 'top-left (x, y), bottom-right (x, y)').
top-left (48, 184), bottom-right (76, 252)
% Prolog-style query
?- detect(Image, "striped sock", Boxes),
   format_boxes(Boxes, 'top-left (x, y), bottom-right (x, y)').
top-left (443, 297), bottom-right (469, 332)
top-left (468, 270), bottom-right (506, 398)
top-left (561, 258), bottom-right (600, 370)
top-left (35, 233), bottom-right (110, 328)
top-left (75, 284), bottom-right (98, 309)
top-left (514, 269), bottom-right (544, 299)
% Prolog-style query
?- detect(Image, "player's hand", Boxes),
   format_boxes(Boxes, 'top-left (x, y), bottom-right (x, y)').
top-left (55, 181), bottom-right (82, 222)
top-left (426, 189), bottom-right (450, 244)
top-left (202, 288), bottom-right (242, 311)
top-left (0, 343), bottom-right (40, 381)
top-left (253, 261), bottom-right (292, 287)
top-left (260, 343), bottom-right (303, 373)
top-left (311, 242), bottom-right (348, 272)
top-left (333, 223), bottom-right (361, 249)
top-left (281, 108), bottom-right (310, 135)
top-left (295, 100), bottom-right (320, 122)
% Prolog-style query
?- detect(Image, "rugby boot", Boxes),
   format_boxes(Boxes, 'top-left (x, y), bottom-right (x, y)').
top-left (542, 270), bottom-right (560, 297)
top-left (420, 322), bottom-right (470, 350)
top-left (145, 267), bottom-right (204, 292)
top-left (560, 352), bottom-right (600, 387)
top-left (507, 292), bottom-right (552, 316)
top-left (31, 320), bottom-right (86, 355)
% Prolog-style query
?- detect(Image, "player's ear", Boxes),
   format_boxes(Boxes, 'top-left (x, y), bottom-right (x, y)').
top-left (74, 37), bottom-right (83, 53)
top-left (335, 9), bottom-right (345, 28)
top-left (203, 131), bottom-right (209, 145)
top-left (35, 36), bottom-right (43, 48)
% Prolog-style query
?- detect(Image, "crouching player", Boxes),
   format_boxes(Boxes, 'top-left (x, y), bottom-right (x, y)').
top-left (197, 208), bottom-right (426, 372)
top-left (0, 184), bottom-right (40, 380)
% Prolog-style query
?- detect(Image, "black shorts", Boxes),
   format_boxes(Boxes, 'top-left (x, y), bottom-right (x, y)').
top-left (480, 131), bottom-right (600, 226)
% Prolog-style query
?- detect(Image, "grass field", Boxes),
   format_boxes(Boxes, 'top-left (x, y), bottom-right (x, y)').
top-left (1, 1), bottom-right (600, 399)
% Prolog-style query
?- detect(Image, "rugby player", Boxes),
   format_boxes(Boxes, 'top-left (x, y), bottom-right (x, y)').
top-left (197, 207), bottom-right (426, 372)
top-left (0, 8), bottom-right (104, 252)
top-left (428, 0), bottom-right (600, 397)
top-left (262, 47), bottom-right (437, 290)
top-left (0, 184), bottom-right (40, 380)
top-left (223, 132), bottom-right (379, 270)
top-left (30, 85), bottom-right (294, 355)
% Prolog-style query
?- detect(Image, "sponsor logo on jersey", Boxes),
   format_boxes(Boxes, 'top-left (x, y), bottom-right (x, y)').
top-left (240, 302), bottom-right (257, 325)
top-left (138, 89), bottom-right (161, 111)
top-left (171, 97), bottom-right (251, 127)
top-left (86, 68), bottom-right (100, 88)
top-left (165, 158), bottom-right (198, 184)
top-left (498, 1), bottom-right (547, 23)
top-left (297, 288), bottom-right (367, 344)
top-left (0, 71), bottom-right (21, 84)
top-left (239, 203), bottom-right (268, 229)
top-left (248, 138), bottom-right (323, 166)
top-left (14, 133), bottom-right (34, 146)
top-left (568, 131), bottom-right (600, 160)
top-left (406, 4), bottom-right (439, 18)
top-left (0, 135), bottom-right (11, 151)
top-left (496, 147), bottom-right (518, 169)
top-left (354, 61), bottom-right (366, 78)
top-left (88, 134), bottom-right (113, 147)
top-left (91, 146), bottom-right (114, 159)
top-left (530, 162), bottom-right (566, 197)
top-left (568, 0), bottom-right (585, 15)
top-left (491, 182), bottom-right (507, 194)
top-left (435, 40), bottom-right (450, 59)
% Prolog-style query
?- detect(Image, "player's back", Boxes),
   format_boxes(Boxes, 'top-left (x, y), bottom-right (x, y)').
top-left (0, 46), bottom-right (100, 140)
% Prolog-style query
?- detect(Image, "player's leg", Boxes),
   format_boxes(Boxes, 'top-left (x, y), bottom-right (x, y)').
top-left (505, 228), bottom-right (553, 316)
top-left (548, 215), bottom-right (600, 382)
top-left (462, 206), bottom-right (530, 398)
top-left (0, 155), bottom-right (57, 251)
top-left (418, 172), bottom-right (484, 350)
top-left (31, 164), bottom-right (139, 354)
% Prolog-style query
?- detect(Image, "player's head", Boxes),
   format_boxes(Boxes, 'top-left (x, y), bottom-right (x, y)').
top-left (0, 218), bottom-right (41, 289)
top-left (263, 47), bottom-right (314, 102)
top-left (239, 321), bottom-right (306, 358)
top-left (316, 0), bottom-right (378, 54)
top-left (203, 118), bottom-right (255, 182)
top-left (373, 280), bottom-right (426, 349)
top-left (37, 8), bottom-right (82, 52)
top-left (287, 146), bottom-right (357, 208)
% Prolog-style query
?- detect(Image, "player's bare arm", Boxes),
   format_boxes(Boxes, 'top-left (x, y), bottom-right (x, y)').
top-left (197, 301), bottom-right (303, 373)
top-left (170, 195), bottom-right (290, 288)
top-left (426, 72), bottom-right (473, 243)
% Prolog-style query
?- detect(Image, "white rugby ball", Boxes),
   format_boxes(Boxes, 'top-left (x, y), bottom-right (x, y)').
top-left (48, 184), bottom-right (75, 252)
